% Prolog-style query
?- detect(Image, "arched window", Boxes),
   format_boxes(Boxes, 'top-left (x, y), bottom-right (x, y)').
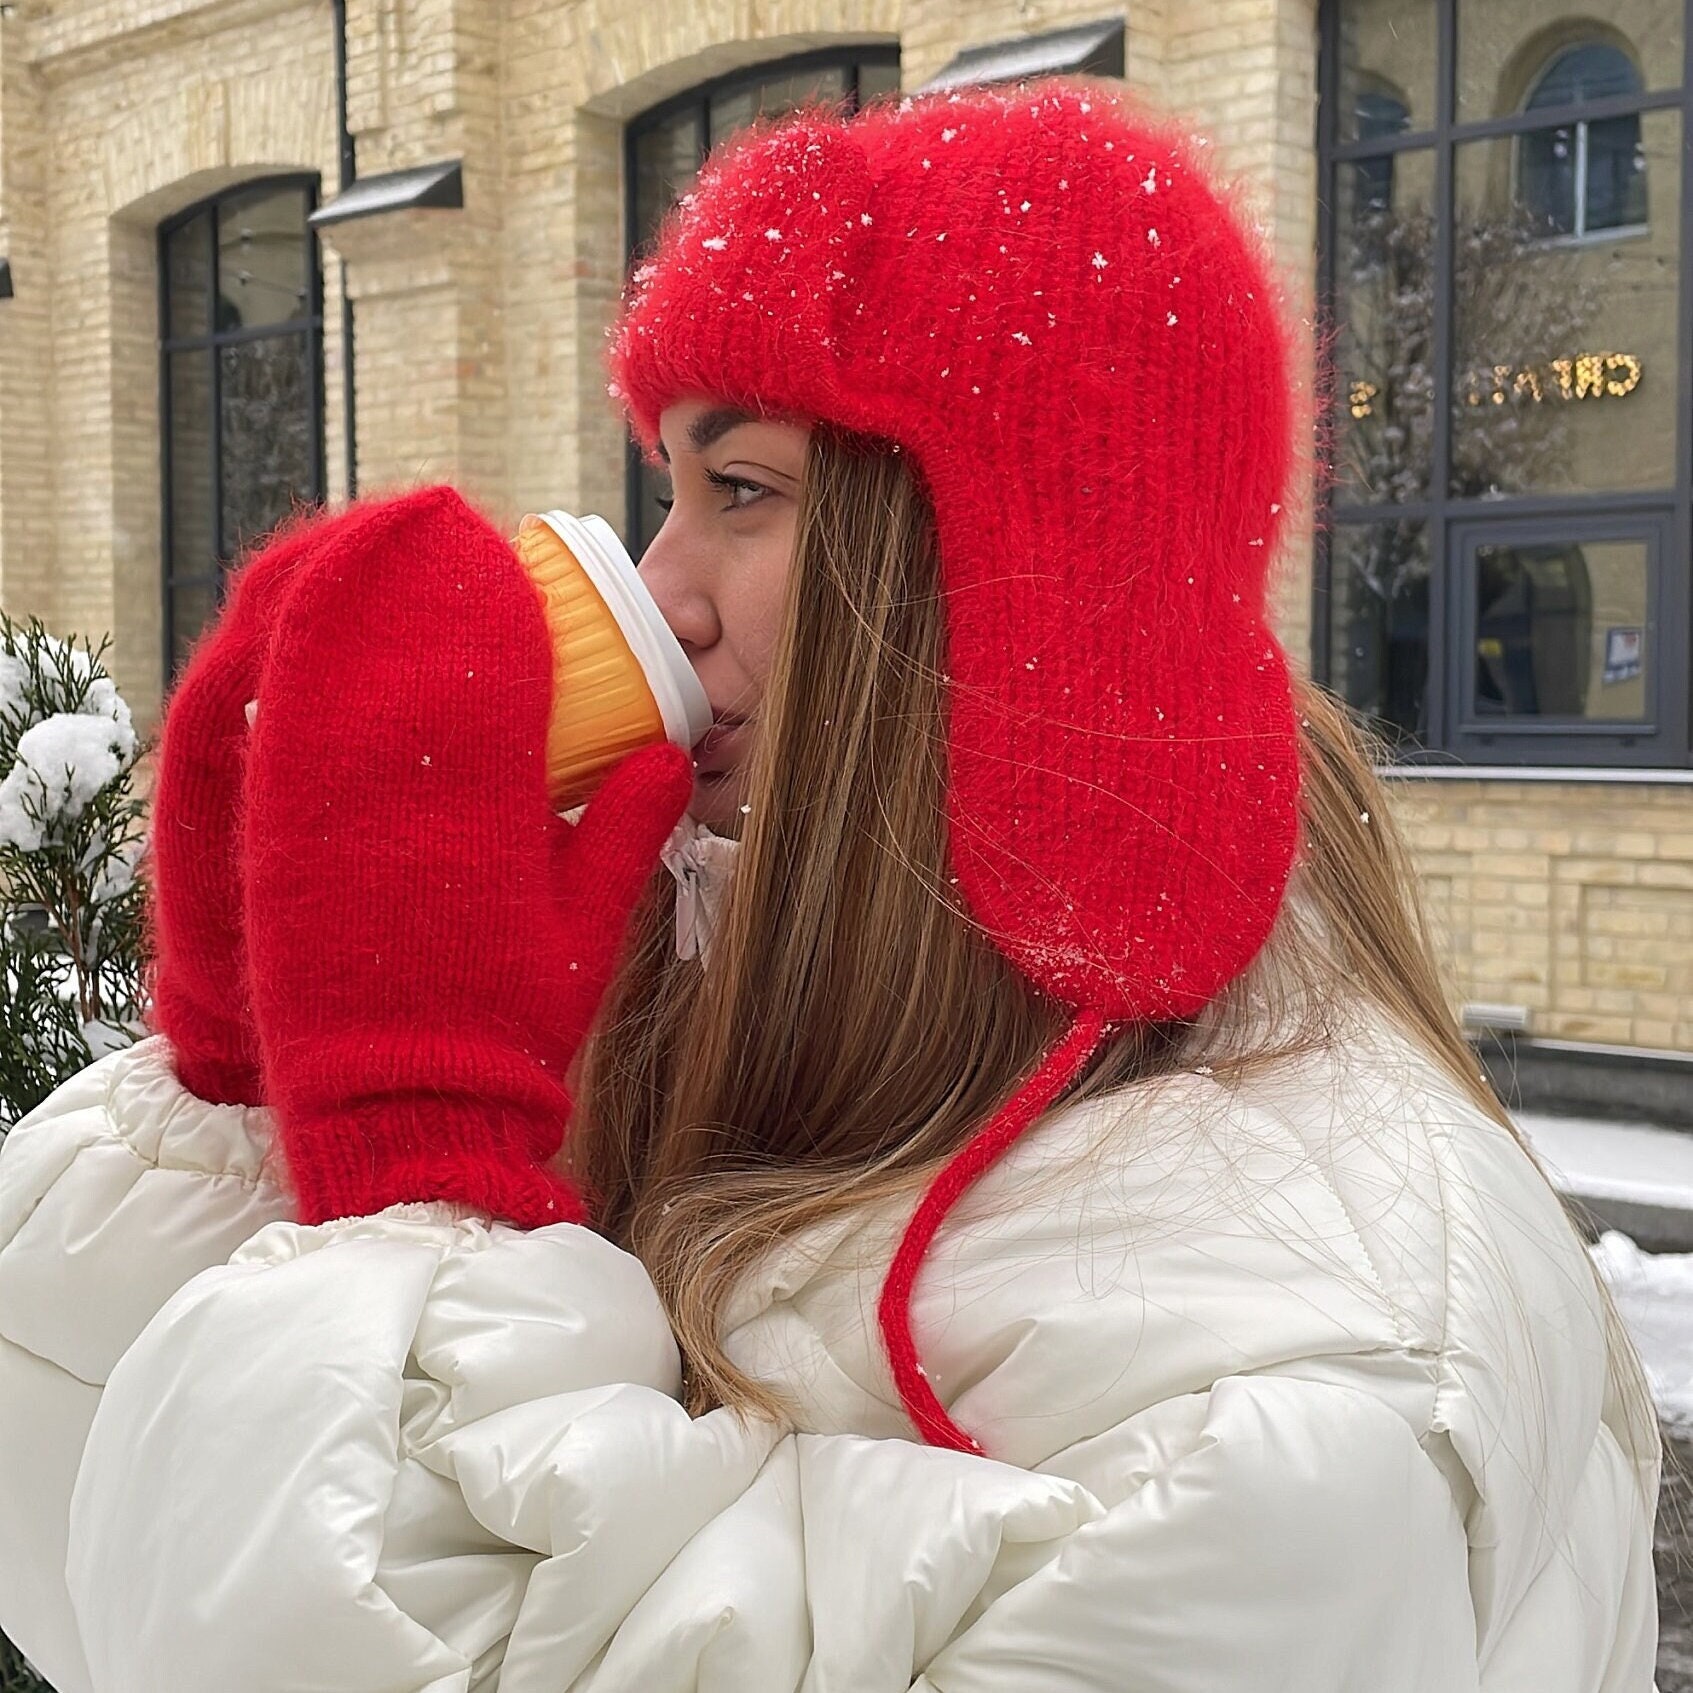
top-left (1352, 87), bottom-right (1411, 223)
top-left (623, 48), bottom-right (901, 553)
top-left (1517, 43), bottom-right (1647, 239)
top-left (159, 178), bottom-right (325, 676)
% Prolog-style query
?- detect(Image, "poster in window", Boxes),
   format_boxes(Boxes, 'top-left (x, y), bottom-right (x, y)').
top-left (1602, 626), bottom-right (1643, 686)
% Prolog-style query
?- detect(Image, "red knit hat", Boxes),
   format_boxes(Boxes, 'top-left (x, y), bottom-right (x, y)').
top-left (609, 81), bottom-right (1301, 1450)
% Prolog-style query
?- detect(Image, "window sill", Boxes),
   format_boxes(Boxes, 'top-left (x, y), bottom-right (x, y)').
top-left (1526, 221), bottom-right (1650, 251)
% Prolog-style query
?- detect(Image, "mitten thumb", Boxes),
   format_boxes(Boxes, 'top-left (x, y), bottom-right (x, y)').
top-left (550, 742), bottom-right (694, 1037)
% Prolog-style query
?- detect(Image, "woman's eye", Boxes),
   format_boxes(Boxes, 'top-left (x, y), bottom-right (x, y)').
top-left (705, 470), bottom-right (770, 510)
top-left (655, 494), bottom-right (675, 514)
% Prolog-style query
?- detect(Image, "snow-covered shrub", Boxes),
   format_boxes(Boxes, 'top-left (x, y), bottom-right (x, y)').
top-left (0, 615), bottom-right (146, 1133)
top-left (0, 618), bottom-right (147, 1692)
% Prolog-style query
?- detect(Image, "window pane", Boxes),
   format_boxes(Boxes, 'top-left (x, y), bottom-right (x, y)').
top-left (632, 111), bottom-right (703, 254)
top-left (1451, 110), bottom-right (1679, 497)
top-left (1328, 520), bottom-right (1430, 748)
top-left (1584, 114), bottom-right (1648, 233)
top-left (1517, 123), bottom-right (1578, 236)
top-left (216, 186), bottom-right (312, 331)
top-left (1472, 537), bottom-right (1650, 720)
top-left (1331, 146), bottom-right (1436, 504)
top-left (1526, 43), bottom-right (1643, 110)
top-left (168, 577), bottom-right (221, 673)
top-left (167, 349), bottom-right (216, 578)
top-left (165, 213), bottom-right (214, 341)
top-left (709, 65), bottom-right (848, 142)
top-left (1459, 10), bottom-right (1674, 124)
top-left (857, 59), bottom-right (901, 103)
top-left (219, 333), bottom-right (317, 559)
top-left (1334, 1), bottom-right (1435, 140)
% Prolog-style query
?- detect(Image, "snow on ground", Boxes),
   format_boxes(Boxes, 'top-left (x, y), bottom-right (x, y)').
top-left (1518, 1111), bottom-right (1693, 1214)
top-left (1589, 1232), bottom-right (1693, 1436)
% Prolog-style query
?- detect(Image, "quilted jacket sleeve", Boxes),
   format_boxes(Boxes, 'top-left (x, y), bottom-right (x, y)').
top-left (5, 1041), bottom-right (1650, 1693)
top-left (0, 1039), bottom-right (293, 1693)
top-left (914, 1376), bottom-right (1484, 1693)
top-left (60, 1211), bottom-right (1499, 1693)
top-left (60, 1195), bottom-right (1108, 1693)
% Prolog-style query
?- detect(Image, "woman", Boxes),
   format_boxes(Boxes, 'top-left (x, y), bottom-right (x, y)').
top-left (0, 82), bottom-right (1659, 1692)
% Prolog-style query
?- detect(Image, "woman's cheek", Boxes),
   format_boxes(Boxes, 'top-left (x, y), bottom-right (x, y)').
top-left (738, 521), bottom-right (799, 692)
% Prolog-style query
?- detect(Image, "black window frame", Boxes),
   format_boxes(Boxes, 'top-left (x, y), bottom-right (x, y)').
top-left (158, 174), bottom-right (327, 682)
top-left (621, 45), bottom-right (901, 555)
top-left (1451, 509), bottom-right (1674, 757)
top-left (1315, 0), bottom-right (1693, 769)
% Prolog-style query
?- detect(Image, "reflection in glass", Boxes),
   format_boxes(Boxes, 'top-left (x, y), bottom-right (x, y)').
top-left (166, 214), bottom-right (214, 341)
top-left (167, 350), bottom-right (215, 579)
top-left (216, 186), bottom-right (312, 331)
top-left (1459, 4), bottom-right (1678, 122)
top-left (709, 66), bottom-right (848, 139)
top-left (1329, 521), bottom-right (1430, 747)
top-left (1451, 111), bottom-right (1679, 496)
top-left (1332, 147), bottom-right (1436, 504)
top-left (1518, 48), bottom-right (1646, 239)
top-left (219, 334), bottom-right (316, 559)
top-left (634, 463), bottom-right (673, 565)
top-left (1473, 538), bottom-right (1649, 720)
top-left (1334, 0), bottom-right (1434, 139)
top-left (1351, 89), bottom-right (1410, 220)
top-left (632, 112), bottom-right (703, 253)
top-left (169, 578), bottom-right (220, 672)
top-left (858, 59), bottom-right (901, 103)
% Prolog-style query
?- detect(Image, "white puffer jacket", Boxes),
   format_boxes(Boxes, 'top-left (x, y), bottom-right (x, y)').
top-left (0, 1018), bottom-right (1659, 1693)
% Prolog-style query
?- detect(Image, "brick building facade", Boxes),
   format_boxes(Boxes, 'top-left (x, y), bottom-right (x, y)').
top-left (0, 0), bottom-right (1688, 1066)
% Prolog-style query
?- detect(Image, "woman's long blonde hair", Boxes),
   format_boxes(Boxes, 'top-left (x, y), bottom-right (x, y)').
top-left (573, 428), bottom-right (1655, 1471)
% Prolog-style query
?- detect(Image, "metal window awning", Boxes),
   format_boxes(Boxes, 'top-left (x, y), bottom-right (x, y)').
top-left (0, 258), bottom-right (12, 300)
top-left (309, 160), bottom-right (464, 229)
top-left (917, 18), bottom-right (1125, 93)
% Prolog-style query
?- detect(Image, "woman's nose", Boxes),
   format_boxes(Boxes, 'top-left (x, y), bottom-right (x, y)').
top-left (637, 519), bottom-right (720, 654)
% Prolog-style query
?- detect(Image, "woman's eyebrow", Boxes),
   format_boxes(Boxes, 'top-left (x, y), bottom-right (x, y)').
top-left (688, 406), bottom-right (757, 453)
top-left (655, 405), bottom-right (759, 464)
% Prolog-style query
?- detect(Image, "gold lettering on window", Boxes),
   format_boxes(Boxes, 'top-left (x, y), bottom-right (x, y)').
top-left (1352, 354), bottom-right (1644, 418)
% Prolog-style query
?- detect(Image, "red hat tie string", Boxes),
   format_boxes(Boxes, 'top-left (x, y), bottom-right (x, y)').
top-left (876, 1007), bottom-right (1111, 1453)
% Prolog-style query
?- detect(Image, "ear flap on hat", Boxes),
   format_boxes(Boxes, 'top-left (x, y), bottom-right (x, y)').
top-left (612, 88), bottom-right (1302, 1027)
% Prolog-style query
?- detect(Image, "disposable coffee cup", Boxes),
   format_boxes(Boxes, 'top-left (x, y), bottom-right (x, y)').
top-left (511, 510), bottom-right (712, 811)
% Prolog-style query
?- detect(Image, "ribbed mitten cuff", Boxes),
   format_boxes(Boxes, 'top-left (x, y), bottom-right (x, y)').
top-left (280, 1098), bottom-right (589, 1230)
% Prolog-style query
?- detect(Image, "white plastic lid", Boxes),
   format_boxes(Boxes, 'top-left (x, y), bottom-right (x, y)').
top-left (529, 511), bottom-right (713, 752)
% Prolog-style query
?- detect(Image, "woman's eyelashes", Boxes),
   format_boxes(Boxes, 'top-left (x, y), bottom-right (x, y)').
top-left (703, 468), bottom-right (771, 510)
top-left (653, 468), bottom-right (774, 518)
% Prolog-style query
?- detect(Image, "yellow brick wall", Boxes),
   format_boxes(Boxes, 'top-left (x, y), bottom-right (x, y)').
top-left (1395, 777), bottom-right (1693, 1050)
top-left (0, 0), bottom-right (1689, 1058)
top-left (0, 0), bottom-right (343, 713)
top-left (0, 11), bottom-right (54, 624)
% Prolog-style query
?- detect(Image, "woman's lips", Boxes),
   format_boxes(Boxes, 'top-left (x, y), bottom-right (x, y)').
top-left (692, 717), bottom-right (747, 777)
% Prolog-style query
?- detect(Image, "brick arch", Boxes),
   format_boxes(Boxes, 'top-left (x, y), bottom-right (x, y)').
top-left (102, 74), bottom-right (330, 224)
top-left (568, 9), bottom-right (901, 119)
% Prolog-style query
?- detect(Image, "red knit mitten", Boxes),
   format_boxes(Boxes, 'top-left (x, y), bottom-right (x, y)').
top-left (243, 486), bottom-right (691, 1229)
top-left (148, 508), bottom-right (339, 1104)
